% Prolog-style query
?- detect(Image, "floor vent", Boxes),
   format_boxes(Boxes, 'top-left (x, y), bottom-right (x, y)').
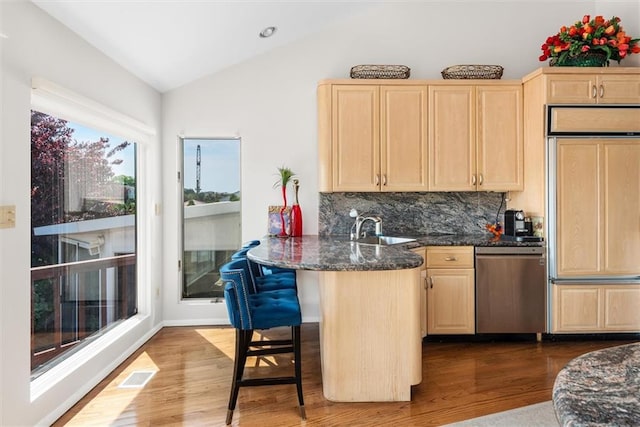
top-left (118, 370), bottom-right (156, 389)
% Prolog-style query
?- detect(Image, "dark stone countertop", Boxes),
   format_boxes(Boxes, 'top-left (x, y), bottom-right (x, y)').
top-left (410, 233), bottom-right (545, 248)
top-left (247, 235), bottom-right (423, 271)
top-left (247, 234), bottom-right (544, 272)
top-left (552, 342), bottom-right (640, 427)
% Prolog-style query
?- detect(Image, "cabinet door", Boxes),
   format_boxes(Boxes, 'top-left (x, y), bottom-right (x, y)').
top-left (427, 268), bottom-right (475, 334)
top-left (476, 85), bottom-right (523, 191)
top-left (546, 75), bottom-right (597, 104)
top-left (597, 75), bottom-right (640, 104)
top-left (428, 86), bottom-right (475, 191)
top-left (553, 285), bottom-right (600, 332)
top-left (602, 140), bottom-right (640, 275)
top-left (556, 140), bottom-right (601, 277)
top-left (331, 85), bottom-right (380, 191)
top-left (603, 286), bottom-right (640, 331)
top-left (380, 86), bottom-right (429, 191)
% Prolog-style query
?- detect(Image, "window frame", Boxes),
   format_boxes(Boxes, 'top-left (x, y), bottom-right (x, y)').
top-left (178, 136), bottom-right (242, 303)
top-left (29, 78), bottom-right (155, 398)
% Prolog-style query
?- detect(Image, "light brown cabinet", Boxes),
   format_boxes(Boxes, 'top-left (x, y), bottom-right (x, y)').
top-left (411, 247), bottom-right (428, 338)
top-left (426, 246), bottom-right (475, 334)
top-left (556, 139), bottom-right (640, 277)
top-left (553, 284), bottom-right (640, 333)
top-left (317, 82), bottom-right (428, 192)
top-left (546, 74), bottom-right (640, 104)
top-left (427, 84), bottom-right (523, 191)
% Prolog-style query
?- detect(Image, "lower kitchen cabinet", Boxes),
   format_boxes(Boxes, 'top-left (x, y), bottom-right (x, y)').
top-left (426, 246), bottom-right (475, 334)
top-left (411, 247), bottom-right (427, 338)
top-left (552, 284), bottom-right (640, 333)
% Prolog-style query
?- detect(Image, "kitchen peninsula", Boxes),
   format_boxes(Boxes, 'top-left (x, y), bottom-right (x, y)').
top-left (248, 235), bottom-right (424, 402)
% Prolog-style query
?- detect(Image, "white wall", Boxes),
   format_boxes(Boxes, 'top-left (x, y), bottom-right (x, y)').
top-left (161, 0), bottom-right (640, 325)
top-left (0, 2), bottom-right (162, 425)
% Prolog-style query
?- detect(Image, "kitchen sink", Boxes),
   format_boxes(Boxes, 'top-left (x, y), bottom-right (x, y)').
top-left (354, 236), bottom-right (416, 246)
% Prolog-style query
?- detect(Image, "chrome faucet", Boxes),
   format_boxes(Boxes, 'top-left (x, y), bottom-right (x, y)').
top-left (351, 215), bottom-right (382, 240)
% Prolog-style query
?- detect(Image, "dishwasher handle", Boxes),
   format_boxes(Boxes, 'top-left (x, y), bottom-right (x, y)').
top-left (475, 246), bottom-right (544, 256)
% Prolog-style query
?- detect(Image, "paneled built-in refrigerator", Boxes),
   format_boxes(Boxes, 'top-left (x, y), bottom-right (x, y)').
top-left (546, 105), bottom-right (640, 331)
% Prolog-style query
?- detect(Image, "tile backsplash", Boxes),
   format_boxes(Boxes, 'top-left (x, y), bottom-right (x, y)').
top-left (318, 192), bottom-right (504, 236)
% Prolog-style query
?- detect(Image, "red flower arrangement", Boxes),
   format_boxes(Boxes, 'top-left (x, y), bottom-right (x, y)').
top-left (539, 15), bottom-right (640, 65)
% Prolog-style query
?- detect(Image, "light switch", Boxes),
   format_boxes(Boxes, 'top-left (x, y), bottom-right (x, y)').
top-left (0, 205), bottom-right (16, 229)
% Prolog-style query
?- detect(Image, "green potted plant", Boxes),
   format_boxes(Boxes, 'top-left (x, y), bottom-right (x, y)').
top-left (274, 166), bottom-right (296, 237)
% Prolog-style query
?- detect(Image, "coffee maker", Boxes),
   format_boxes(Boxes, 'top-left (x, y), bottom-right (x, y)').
top-left (504, 209), bottom-right (528, 237)
top-left (502, 209), bottom-right (542, 241)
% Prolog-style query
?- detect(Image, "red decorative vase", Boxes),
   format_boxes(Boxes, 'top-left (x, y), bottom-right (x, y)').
top-left (290, 179), bottom-right (302, 237)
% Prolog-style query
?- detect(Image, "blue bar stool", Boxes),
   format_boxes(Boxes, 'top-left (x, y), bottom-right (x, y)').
top-left (220, 260), bottom-right (305, 425)
top-left (228, 254), bottom-right (297, 293)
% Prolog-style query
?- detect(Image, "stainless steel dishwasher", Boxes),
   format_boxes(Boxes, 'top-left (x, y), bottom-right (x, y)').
top-left (475, 246), bottom-right (546, 334)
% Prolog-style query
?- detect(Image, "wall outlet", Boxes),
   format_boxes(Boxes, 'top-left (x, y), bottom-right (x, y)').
top-left (0, 205), bottom-right (16, 229)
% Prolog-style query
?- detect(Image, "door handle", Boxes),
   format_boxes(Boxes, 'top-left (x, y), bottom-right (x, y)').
top-left (444, 256), bottom-right (458, 261)
top-left (478, 173), bottom-right (483, 185)
top-left (429, 277), bottom-right (434, 289)
top-left (599, 84), bottom-right (604, 98)
top-left (375, 174), bottom-right (380, 186)
top-left (382, 174), bottom-right (387, 186)
top-left (471, 174), bottom-right (477, 185)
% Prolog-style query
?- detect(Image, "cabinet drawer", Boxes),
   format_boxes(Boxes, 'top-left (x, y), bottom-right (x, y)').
top-left (426, 246), bottom-right (474, 268)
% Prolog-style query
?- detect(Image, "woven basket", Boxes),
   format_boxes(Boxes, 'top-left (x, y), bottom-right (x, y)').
top-left (441, 65), bottom-right (504, 80)
top-left (350, 65), bottom-right (410, 79)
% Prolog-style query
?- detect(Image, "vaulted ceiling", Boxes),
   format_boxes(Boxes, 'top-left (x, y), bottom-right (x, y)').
top-left (32, 1), bottom-right (374, 93)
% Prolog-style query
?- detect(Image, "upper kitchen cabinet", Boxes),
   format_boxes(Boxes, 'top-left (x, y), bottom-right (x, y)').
top-left (546, 73), bottom-right (640, 104)
top-left (427, 83), bottom-right (523, 192)
top-left (317, 81), bottom-right (428, 192)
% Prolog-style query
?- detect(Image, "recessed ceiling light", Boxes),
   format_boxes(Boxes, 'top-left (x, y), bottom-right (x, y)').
top-left (259, 26), bottom-right (277, 38)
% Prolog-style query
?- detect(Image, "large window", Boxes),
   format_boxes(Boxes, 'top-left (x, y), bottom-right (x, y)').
top-left (181, 138), bottom-right (241, 299)
top-left (30, 110), bottom-right (137, 377)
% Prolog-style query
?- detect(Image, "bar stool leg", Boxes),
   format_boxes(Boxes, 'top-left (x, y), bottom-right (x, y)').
top-left (293, 325), bottom-right (306, 420)
top-left (226, 329), bottom-right (253, 425)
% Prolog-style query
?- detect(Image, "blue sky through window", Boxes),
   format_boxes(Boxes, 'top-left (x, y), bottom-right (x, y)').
top-left (183, 139), bottom-right (240, 194)
top-left (69, 121), bottom-right (135, 178)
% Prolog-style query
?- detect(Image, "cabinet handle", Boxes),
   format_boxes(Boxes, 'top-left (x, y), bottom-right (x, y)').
top-left (382, 174), bottom-right (387, 186)
top-left (592, 85), bottom-right (597, 99)
top-left (444, 256), bottom-right (457, 261)
top-left (471, 174), bottom-right (477, 185)
top-left (375, 174), bottom-right (380, 186)
top-left (429, 277), bottom-right (434, 289)
top-left (478, 173), bottom-right (484, 185)
top-left (599, 84), bottom-right (604, 98)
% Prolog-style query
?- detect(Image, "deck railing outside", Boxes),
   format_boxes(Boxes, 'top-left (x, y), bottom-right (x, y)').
top-left (30, 254), bottom-right (136, 372)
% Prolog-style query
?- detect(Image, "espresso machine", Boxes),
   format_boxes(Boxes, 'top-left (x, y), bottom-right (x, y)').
top-left (502, 209), bottom-right (542, 242)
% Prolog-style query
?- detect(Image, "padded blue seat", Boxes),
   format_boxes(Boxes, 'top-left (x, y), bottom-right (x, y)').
top-left (220, 259), bottom-right (305, 425)
top-left (229, 249), bottom-right (297, 293)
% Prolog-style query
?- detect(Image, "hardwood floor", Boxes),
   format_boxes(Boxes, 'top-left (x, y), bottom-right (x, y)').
top-left (53, 324), bottom-right (636, 426)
